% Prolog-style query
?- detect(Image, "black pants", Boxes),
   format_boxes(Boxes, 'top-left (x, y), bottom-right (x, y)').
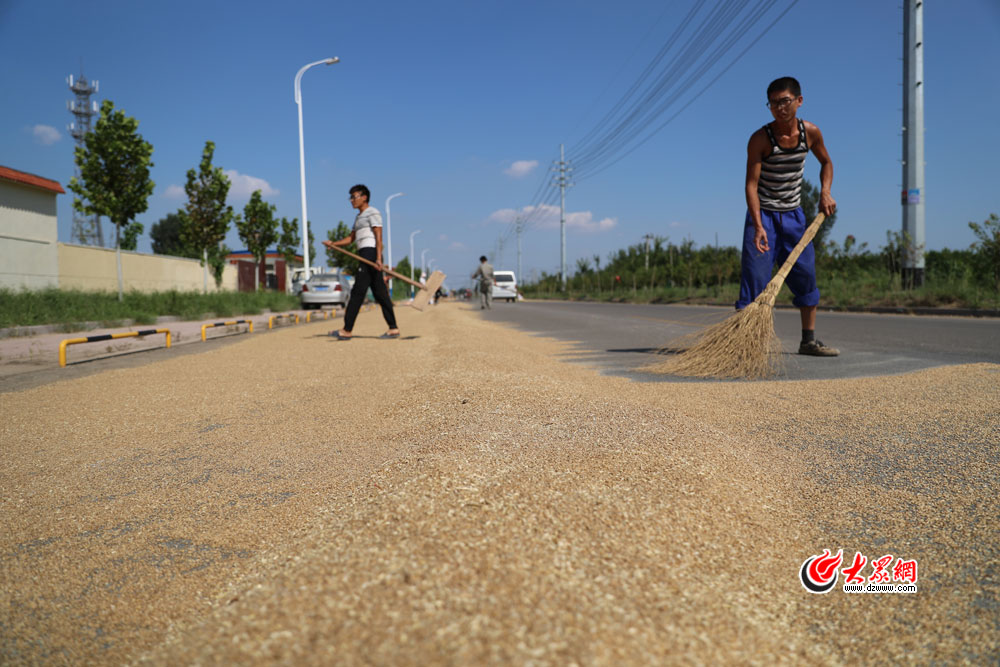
top-left (343, 246), bottom-right (397, 332)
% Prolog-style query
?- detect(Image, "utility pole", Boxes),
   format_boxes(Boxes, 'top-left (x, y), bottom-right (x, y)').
top-left (642, 234), bottom-right (654, 269)
top-left (516, 215), bottom-right (523, 282)
top-left (902, 0), bottom-right (926, 287)
top-left (498, 235), bottom-right (505, 269)
top-left (552, 144), bottom-right (573, 289)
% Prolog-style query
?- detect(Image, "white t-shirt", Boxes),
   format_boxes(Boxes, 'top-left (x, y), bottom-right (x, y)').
top-left (353, 206), bottom-right (382, 250)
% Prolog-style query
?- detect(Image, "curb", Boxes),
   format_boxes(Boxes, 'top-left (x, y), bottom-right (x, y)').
top-left (0, 315), bottom-right (187, 340)
top-left (0, 310), bottom-right (340, 340)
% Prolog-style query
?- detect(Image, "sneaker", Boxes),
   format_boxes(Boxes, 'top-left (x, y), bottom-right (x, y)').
top-left (798, 340), bottom-right (840, 357)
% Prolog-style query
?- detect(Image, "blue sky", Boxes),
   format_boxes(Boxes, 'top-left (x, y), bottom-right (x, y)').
top-left (2, 0), bottom-right (999, 286)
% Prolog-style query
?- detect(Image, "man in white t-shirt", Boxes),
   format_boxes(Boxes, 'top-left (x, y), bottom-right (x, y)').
top-left (322, 184), bottom-right (400, 340)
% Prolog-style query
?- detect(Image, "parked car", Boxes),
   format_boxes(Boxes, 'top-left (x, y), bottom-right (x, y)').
top-left (300, 272), bottom-right (351, 309)
top-left (491, 271), bottom-right (518, 302)
top-left (291, 267), bottom-right (324, 296)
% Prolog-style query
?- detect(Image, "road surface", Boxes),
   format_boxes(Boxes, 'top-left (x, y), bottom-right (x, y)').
top-left (482, 300), bottom-right (1000, 381)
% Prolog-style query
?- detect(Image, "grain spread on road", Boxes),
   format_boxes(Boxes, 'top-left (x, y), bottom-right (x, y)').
top-left (1, 302), bottom-right (997, 664)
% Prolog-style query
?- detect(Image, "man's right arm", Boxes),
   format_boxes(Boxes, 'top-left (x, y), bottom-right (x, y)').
top-left (745, 131), bottom-right (769, 253)
top-left (324, 231), bottom-right (355, 249)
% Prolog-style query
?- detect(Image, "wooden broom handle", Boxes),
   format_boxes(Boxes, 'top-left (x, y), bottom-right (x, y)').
top-left (328, 245), bottom-right (426, 290)
top-left (772, 213), bottom-right (825, 283)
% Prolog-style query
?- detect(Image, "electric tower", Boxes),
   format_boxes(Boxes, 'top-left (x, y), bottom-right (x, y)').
top-left (67, 72), bottom-right (103, 246)
top-left (552, 144), bottom-right (573, 289)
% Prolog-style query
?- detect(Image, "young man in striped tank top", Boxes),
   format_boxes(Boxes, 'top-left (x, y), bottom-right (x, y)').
top-left (740, 76), bottom-right (839, 356)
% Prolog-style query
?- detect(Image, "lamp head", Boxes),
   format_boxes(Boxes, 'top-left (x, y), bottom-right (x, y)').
top-left (325, 57), bottom-right (340, 65)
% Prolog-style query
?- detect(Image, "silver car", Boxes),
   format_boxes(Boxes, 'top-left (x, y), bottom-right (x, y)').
top-left (300, 272), bottom-right (351, 309)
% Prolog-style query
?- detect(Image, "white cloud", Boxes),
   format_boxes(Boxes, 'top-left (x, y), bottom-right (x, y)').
top-left (164, 184), bottom-right (185, 199)
top-left (669, 221), bottom-right (685, 228)
top-left (224, 170), bottom-right (279, 200)
top-left (439, 234), bottom-right (449, 242)
top-left (31, 125), bottom-right (61, 146)
top-left (504, 160), bottom-right (538, 179)
top-left (448, 241), bottom-right (469, 252)
top-left (488, 204), bottom-right (616, 233)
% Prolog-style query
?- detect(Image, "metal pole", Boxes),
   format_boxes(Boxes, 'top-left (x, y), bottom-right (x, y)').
top-left (516, 216), bottom-right (522, 284)
top-left (295, 57), bottom-right (339, 282)
top-left (902, 0), bottom-right (925, 287)
top-left (421, 248), bottom-right (429, 280)
top-left (409, 229), bottom-right (421, 297)
top-left (385, 192), bottom-right (404, 296)
top-left (559, 143), bottom-right (566, 289)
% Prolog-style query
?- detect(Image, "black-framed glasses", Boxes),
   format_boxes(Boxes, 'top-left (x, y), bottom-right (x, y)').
top-left (766, 96), bottom-right (797, 109)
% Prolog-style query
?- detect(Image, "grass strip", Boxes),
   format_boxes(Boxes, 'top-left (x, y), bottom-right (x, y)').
top-left (0, 288), bottom-right (300, 329)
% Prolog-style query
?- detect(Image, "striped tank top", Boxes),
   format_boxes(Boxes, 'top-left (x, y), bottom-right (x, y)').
top-left (758, 118), bottom-right (808, 211)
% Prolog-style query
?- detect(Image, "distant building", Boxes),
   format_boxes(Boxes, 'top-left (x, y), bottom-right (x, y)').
top-left (0, 165), bottom-right (64, 290)
top-left (225, 249), bottom-right (305, 292)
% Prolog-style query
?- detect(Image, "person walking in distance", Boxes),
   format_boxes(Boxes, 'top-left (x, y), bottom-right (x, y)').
top-left (740, 76), bottom-right (839, 356)
top-left (471, 255), bottom-right (495, 310)
top-left (323, 184), bottom-right (400, 340)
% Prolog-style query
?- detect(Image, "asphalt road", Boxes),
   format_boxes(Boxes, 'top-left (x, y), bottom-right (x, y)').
top-left (480, 300), bottom-right (1000, 381)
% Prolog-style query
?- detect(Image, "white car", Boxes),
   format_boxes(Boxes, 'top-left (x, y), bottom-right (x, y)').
top-left (491, 271), bottom-right (518, 302)
top-left (300, 272), bottom-right (351, 309)
top-left (290, 267), bottom-right (324, 296)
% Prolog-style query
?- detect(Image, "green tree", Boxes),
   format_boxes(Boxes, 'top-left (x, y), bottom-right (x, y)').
top-left (150, 212), bottom-right (195, 256)
top-left (393, 255), bottom-right (416, 297)
top-left (120, 221), bottom-right (144, 251)
top-left (179, 141), bottom-right (234, 291)
top-left (969, 212), bottom-right (1000, 295)
top-left (277, 218), bottom-right (316, 268)
top-left (236, 190), bottom-right (279, 291)
top-left (327, 221), bottom-right (359, 275)
top-left (68, 98), bottom-right (155, 300)
top-left (801, 179), bottom-right (838, 252)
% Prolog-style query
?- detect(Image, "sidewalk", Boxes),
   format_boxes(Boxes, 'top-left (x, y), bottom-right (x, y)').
top-left (0, 307), bottom-right (344, 373)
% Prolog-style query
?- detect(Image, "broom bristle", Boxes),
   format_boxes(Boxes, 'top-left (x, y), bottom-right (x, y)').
top-left (646, 211), bottom-right (824, 379)
top-left (643, 299), bottom-right (784, 379)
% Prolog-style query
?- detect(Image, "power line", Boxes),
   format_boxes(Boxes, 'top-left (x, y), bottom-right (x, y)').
top-left (572, 0), bottom-right (790, 178)
top-left (576, 0), bottom-right (799, 183)
top-left (506, 0), bottom-right (801, 277)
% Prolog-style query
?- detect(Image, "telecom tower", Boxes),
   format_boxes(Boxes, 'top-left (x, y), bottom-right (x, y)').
top-left (67, 72), bottom-right (104, 247)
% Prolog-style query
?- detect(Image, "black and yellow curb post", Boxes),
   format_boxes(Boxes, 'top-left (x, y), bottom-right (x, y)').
top-left (200, 320), bottom-right (253, 342)
top-left (267, 313), bottom-right (300, 329)
top-left (59, 329), bottom-right (171, 368)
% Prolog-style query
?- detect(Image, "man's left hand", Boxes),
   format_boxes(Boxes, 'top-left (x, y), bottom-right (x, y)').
top-left (821, 191), bottom-right (837, 216)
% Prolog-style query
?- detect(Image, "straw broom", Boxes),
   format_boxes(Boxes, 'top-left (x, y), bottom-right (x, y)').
top-left (645, 212), bottom-right (826, 379)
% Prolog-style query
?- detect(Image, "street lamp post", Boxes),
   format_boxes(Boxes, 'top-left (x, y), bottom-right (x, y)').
top-left (295, 56), bottom-right (339, 280)
top-left (409, 229), bottom-right (422, 297)
top-left (385, 192), bottom-right (404, 297)
top-left (420, 248), bottom-right (430, 281)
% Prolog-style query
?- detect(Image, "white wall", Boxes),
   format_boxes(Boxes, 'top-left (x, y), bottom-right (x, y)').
top-left (58, 243), bottom-right (238, 293)
top-left (2, 178), bottom-right (240, 294)
top-left (0, 180), bottom-right (59, 290)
